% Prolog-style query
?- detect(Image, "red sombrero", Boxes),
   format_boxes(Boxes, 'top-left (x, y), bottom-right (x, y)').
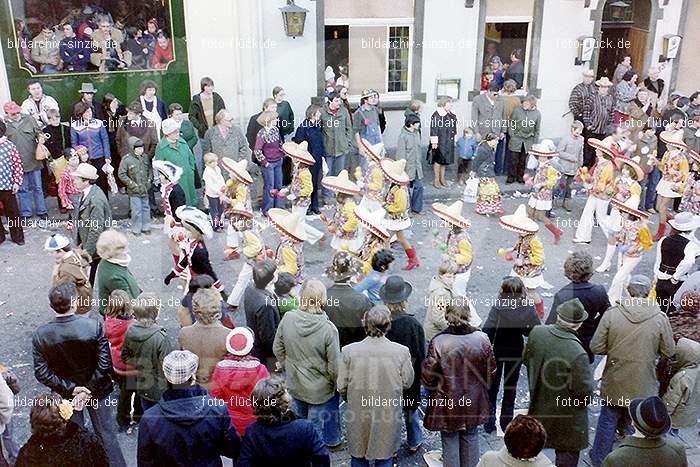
top-left (588, 137), bottom-right (623, 161)
top-left (321, 169), bottom-right (361, 196)
top-left (221, 157), bottom-right (253, 185)
top-left (432, 201), bottom-right (471, 229)
top-left (528, 139), bottom-right (559, 158)
top-left (354, 205), bottom-right (390, 240)
top-left (610, 198), bottom-right (650, 221)
top-left (499, 205), bottom-right (539, 234)
top-left (282, 141), bottom-right (315, 166)
top-left (360, 139), bottom-right (385, 163)
top-left (225, 202), bottom-right (253, 219)
top-left (267, 208), bottom-right (307, 243)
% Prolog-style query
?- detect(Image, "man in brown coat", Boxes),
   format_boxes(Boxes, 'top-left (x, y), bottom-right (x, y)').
top-left (589, 274), bottom-right (675, 466)
top-left (45, 234), bottom-right (92, 314)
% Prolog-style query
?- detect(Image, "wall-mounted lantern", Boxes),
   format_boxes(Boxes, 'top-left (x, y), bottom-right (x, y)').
top-left (280, 0), bottom-right (308, 38)
top-left (575, 36), bottom-right (596, 66)
top-left (659, 34), bottom-right (682, 62)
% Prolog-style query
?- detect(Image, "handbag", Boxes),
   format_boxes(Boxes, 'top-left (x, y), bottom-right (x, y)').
top-left (526, 153), bottom-right (538, 170)
top-left (35, 141), bottom-right (50, 160)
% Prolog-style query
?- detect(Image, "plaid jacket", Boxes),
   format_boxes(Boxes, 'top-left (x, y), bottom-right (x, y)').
top-left (568, 82), bottom-right (595, 118)
top-left (584, 93), bottom-right (615, 134)
top-left (0, 137), bottom-right (23, 190)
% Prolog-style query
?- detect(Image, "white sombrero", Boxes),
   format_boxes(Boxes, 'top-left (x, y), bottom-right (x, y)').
top-left (282, 141), bottom-right (315, 166)
top-left (528, 139), bottom-right (559, 158)
top-left (354, 205), bottom-right (390, 240)
top-left (226, 202), bottom-right (254, 219)
top-left (321, 169), bottom-right (361, 196)
top-left (176, 206), bottom-right (213, 239)
top-left (221, 157), bottom-right (253, 185)
top-left (660, 130), bottom-right (694, 153)
top-left (268, 208), bottom-right (307, 243)
top-left (610, 198), bottom-right (650, 221)
top-left (153, 160), bottom-right (183, 184)
top-left (432, 201), bottom-right (471, 230)
top-left (360, 139), bottom-right (385, 163)
top-left (380, 158), bottom-right (410, 185)
top-left (588, 136), bottom-right (623, 161)
top-left (499, 204), bottom-right (539, 234)
top-left (614, 156), bottom-right (644, 181)
top-left (668, 212), bottom-right (700, 232)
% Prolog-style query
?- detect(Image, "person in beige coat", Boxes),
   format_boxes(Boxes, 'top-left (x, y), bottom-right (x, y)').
top-left (337, 305), bottom-right (413, 465)
top-left (45, 234), bottom-right (93, 314)
top-left (423, 262), bottom-right (456, 341)
top-left (477, 415), bottom-right (554, 467)
top-left (178, 288), bottom-right (231, 389)
top-left (663, 338), bottom-right (700, 435)
top-left (90, 16), bottom-right (132, 70)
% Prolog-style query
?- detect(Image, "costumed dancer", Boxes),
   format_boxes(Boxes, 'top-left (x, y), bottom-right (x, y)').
top-left (164, 206), bottom-right (226, 299)
top-left (225, 202), bottom-right (269, 309)
top-left (596, 156), bottom-right (644, 272)
top-left (381, 158), bottom-right (419, 270)
top-left (653, 130), bottom-right (691, 241)
top-left (354, 206), bottom-right (390, 277)
top-left (573, 137), bottom-right (620, 244)
top-left (275, 141), bottom-right (324, 245)
top-left (320, 169), bottom-right (363, 253)
top-left (220, 157), bottom-right (253, 261)
top-left (268, 208), bottom-right (308, 287)
top-left (152, 160), bottom-right (187, 266)
top-left (432, 200), bottom-right (473, 297)
top-left (526, 139), bottom-right (564, 244)
top-left (604, 198), bottom-right (653, 303)
top-left (357, 139), bottom-right (386, 212)
top-left (499, 204), bottom-right (552, 319)
top-left (679, 149), bottom-right (700, 215)
top-left (473, 133), bottom-right (504, 215)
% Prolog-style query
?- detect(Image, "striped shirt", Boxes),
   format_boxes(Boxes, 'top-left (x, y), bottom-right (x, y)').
top-left (584, 93), bottom-right (615, 134)
top-left (568, 82), bottom-right (596, 118)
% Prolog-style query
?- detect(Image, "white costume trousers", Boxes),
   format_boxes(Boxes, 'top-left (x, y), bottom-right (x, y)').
top-left (574, 196), bottom-right (610, 242)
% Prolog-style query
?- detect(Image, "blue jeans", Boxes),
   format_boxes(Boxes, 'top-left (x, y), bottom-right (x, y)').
top-left (590, 402), bottom-right (631, 466)
top-left (71, 397), bottom-right (127, 467)
top-left (207, 195), bottom-right (224, 229)
top-left (494, 138), bottom-right (506, 175)
top-left (323, 154), bottom-right (347, 200)
top-left (351, 458), bottom-right (393, 467)
top-left (644, 167), bottom-right (662, 210)
top-left (292, 394), bottom-right (341, 446)
top-left (441, 427), bottom-right (479, 467)
top-left (261, 159), bottom-right (284, 215)
top-left (129, 195), bottom-right (152, 233)
top-left (404, 408), bottom-right (423, 449)
top-left (409, 178), bottom-right (424, 213)
top-left (1, 417), bottom-right (19, 465)
top-left (17, 169), bottom-right (47, 217)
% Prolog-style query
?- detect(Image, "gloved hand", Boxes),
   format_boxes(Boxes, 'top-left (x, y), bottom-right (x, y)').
top-left (164, 271), bottom-right (177, 285)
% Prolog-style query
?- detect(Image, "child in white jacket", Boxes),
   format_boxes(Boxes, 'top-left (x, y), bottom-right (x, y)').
top-left (202, 153), bottom-right (226, 231)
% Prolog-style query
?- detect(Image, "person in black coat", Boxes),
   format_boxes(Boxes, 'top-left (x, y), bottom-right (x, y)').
top-left (380, 276), bottom-right (426, 452)
top-left (545, 251), bottom-right (610, 362)
top-left (16, 393), bottom-right (109, 467)
top-left (243, 260), bottom-right (281, 372)
top-left (293, 105), bottom-right (326, 214)
top-left (31, 283), bottom-right (126, 467)
top-left (482, 276), bottom-right (541, 433)
top-left (238, 377), bottom-right (330, 466)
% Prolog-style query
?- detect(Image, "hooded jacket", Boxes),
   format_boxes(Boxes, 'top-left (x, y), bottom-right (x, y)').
top-left (118, 136), bottom-right (151, 196)
top-left (423, 277), bottom-right (452, 341)
top-left (590, 298), bottom-right (675, 406)
top-left (52, 249), bottom-right (92, 314)
top-left (273, 310), bottom-right (340, 405)
top-left (121, 321), bottom-right (172, 402)
top-left (663, 338), bottom-right (700, 428)
top-left (137, 385), bottom-right (240, 467)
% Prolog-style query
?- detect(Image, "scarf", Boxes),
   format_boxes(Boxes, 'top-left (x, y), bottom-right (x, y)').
top-left (107, 253), bottom-right (132, 267)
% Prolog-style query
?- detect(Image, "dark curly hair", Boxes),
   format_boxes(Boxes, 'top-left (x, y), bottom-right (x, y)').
top-left (504, 415), bottom-right (547, 460)
top-left (564, 251), bottom-right (593, 283)
top-left (251, 376), bottom-right (291, 424)
top-left (372, 249), bottom-right (394, 272)
top-left (30, 393), bottom-right (68, 438)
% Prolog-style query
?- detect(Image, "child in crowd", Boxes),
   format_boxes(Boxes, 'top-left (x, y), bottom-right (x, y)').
top-left (354, 248), bottom-right (394, 304)
top-left (0, 363), bottom-right (20, 465)
top-left (202, 152), bottom-right (226, 232)
top-left (118, 137), bottom-right (152, 235)
top-left (104, 289), bottom-right (142, 432)
top-left (58, 148), bottom-right (83, 240)
top-left (274, 272), bottom-right (299, 318)
top-left (225, 203), bottom-right (266, 309)
top-left (45, 233), bottom-right (92, 314)
top-left (556, 121), bottom-right (584, 211)
top-left (663, 337), bottom-right (700, 445)
top-left (456, 128), bottom-right (478, 184)
top-left (636, 125), bottom-right (659, 211)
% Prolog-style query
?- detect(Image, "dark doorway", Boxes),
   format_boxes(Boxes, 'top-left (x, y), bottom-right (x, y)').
top-left (483, 22), bottom-right (529, 90)
top-left (597, 0), bottom-right (651, 79)
top-left (325, 25), bottom-right (348, 79)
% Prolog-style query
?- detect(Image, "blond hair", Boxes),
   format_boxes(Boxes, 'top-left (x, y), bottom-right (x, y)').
top-left (203, 152), bottom-right (218, 165)
top-left (105, 289), bottom-right (133, 318)
top-left (96, 230), bottom-right (129, 260)
top-left (214, 109), bottom-right (229, 125)
top-left (133, 292), bottom-right (161, 323)
top-left (191, 287), bottom-right (222, 324)
top-left (257, 111), bottom-right (278, 127)
top-left (299, 279), bottom-right (326, 314)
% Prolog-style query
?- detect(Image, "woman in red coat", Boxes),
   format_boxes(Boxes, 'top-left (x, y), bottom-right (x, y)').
top-left (152, 34), bottom-right (174, 70)
top-left (210, 327), bottom-right (270, 435)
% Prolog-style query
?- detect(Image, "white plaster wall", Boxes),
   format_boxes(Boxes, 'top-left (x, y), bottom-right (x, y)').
top-left (649, 0), bottom-right (683, 92)
top-left (0, 42), bottom-right (11, 106)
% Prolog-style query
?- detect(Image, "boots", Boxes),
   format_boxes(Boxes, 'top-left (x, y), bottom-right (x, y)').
top-left (653, 223), bottom-right (666, 242)
top-left (596, 245), bottom-right (616, 272)
top-left (172, 255), bottom-right (180, 266)
top-left (545, 223), bottom-right (562, 244)
top-left (403, 247), bottom-right (420, 270)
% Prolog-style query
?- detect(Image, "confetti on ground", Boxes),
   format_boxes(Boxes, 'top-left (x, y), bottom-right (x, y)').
top-left (541, 292), bottom-right (553, 297)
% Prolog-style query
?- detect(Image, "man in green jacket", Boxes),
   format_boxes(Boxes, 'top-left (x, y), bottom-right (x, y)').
top-left (155, 119), bottom-right (199, 206)
top-left (118, 137), bottom-right (152, 235)
top-left (507, 95), bottom-right (541, 184)
top-left (523, 298), bottom-right (593, 467)
top-left (321, 90), bottom-right (352, 202)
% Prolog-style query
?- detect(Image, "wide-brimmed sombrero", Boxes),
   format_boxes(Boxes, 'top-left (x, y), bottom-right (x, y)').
top-left (176, 206), bottom-right (213, 239)
top-left (267, 208), bottom-right (307, 243)
top-left (282, 141), bottom-right (315, 166)
top-left (321, 169), bottom-right (361, 196)
top-left (221, 157), bottom-right (253, 185)
top-left (226, 202), bottom-right (253, 219)
top-left (610, 198), bottom-right (650, 221)
top-left (153, 160), bottom-right (183, 184)
top-left (660, 130), bottom-right (698, 159)
top-left (588, 136), bottom-right (623, 161)
top-left (380, 158), bottom-right (410, 185)
top-left (528, 139), bottom-right (559, 158)
top-left (614, 156), bottom-right (644, 181)
top-left (432, 201), bottom-right (471, 229)
top-left (354, 205), bottom-right (390, 240)
top-left (360, 139), bottom-right (385, 163)
top-left (499, 204), bottom-right (539, 234)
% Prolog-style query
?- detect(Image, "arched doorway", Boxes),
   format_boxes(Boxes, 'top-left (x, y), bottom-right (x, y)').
top-left (596, 0), bottom-right (652, 79)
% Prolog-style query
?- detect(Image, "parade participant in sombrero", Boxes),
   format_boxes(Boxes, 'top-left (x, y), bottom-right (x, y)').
top-left (226, 202), bottom-right (268, 309)
top-left (473, 133), bottom-right (504, 215)
top-left (277, 140), bottom-right (324, 245)
top-left (381, 158), bottom-right (419, 270)
top-left (606, 155), bottom-right (644, 235)
top-left (653, 130), bottom-right (691, 241)
top-left (499, 204), bottom-right (551, 319)
top-left (321, 169), bottom-right (363, 253)
top-left (354, 205), bottom-right (390, 276)
top-left (220, 157), bottom-right (253, 261)
top-left (164, 206), bottom-right (226, 299)
top-left (678, 148), bottom-right (700, 215)
top-left (604, 199), bottom-right (653, 303)
top-left (573, 137), bottom-right (621, 244)
top-left (526, 139), bottom-right (564, 244)
top-left (432, 200), bottom-right (472, 297)
top-left (268, 208), bottom-right (308, 286)
top-left (357, 139), bottom-right (386, 212)
top-left (153, 160), bottom-right (187, 266)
